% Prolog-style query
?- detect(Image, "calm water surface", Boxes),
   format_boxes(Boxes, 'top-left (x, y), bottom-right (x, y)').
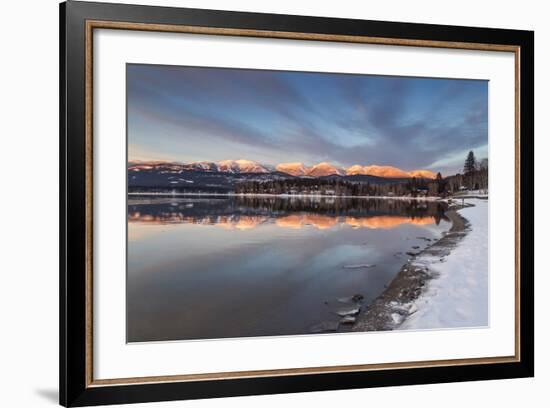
top-left (127, 195), bottom-right (450, 342)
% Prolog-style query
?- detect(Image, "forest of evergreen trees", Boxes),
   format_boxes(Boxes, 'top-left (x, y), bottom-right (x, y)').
top-left (234, 151), bottom-right (488, 198)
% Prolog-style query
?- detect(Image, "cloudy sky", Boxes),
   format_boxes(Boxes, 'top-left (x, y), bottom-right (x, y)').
top-left (127, 64), bottom-right (488, 176)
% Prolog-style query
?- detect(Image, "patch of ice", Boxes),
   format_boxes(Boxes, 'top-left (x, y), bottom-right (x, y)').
top-left (337, 307), bottom-right (360, 317)
top-left (340, 316), bottom-right (356, 324)
top-left (309, 321), bottom-right (339, 333)
top-left (343, 264), bottom-right (376, 269)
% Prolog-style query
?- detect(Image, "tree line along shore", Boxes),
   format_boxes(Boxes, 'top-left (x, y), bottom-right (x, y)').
top-left (235, 151), bottom-right (488, 198)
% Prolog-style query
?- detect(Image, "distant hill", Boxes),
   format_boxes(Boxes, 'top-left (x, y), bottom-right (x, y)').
top-left (128, 160), bottom-right (436, 193)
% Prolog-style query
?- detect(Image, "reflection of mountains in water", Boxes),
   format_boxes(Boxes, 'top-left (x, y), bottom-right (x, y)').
top-left (128, 196), bottom-right (449, 230)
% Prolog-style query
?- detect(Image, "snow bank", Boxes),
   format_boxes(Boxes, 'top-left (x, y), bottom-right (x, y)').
top-left (453, 190), bottom-right (489, 199)
top-left (400, 199), bottom-right (488, 330)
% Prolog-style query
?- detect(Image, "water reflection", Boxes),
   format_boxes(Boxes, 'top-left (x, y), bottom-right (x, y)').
top-left (128, 195), bottom-right (447, 231)
top-left (127, 196), bottom-right (449, 342)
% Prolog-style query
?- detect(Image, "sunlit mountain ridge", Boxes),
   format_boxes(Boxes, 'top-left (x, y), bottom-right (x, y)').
top-left (129, 160), bottom-right (437, 179)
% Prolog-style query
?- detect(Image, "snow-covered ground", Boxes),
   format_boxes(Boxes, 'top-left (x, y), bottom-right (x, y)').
top-left (400, 199), bottom-right (488, 330)
top-left (453, 189), bottom-right (489, 198)
top-left (128, 191), bottom-right (443, 201)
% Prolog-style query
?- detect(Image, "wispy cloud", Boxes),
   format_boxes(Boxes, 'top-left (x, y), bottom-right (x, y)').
top-left (127, 64), bottom-right (488, 175)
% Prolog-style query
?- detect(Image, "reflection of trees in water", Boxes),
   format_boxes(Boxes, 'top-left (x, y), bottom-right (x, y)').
top-left (128, 196), bottom-right (448, 227)
top-left (234, 196), bottom-right (444, 220)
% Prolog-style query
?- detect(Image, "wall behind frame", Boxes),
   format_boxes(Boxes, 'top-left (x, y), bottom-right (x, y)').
top-left (0, 1), bottom-right (544, 408)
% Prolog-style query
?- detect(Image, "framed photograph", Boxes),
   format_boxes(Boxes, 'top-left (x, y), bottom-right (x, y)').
top-left (60, 1), bottom-right (534, 406)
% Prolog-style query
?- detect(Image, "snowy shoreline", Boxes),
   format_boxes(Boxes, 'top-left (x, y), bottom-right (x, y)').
top-left (128, 191), bottom-right (443, 201)
top-left (353, 198), bottom-right (488, 332)
top-left (399, 198), bottom-right (488, 330)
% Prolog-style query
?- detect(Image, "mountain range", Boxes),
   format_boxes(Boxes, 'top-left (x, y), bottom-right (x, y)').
top-left (129, 159), bottom-right (437, 179)
top-left (127, 159), bottom-right (439, 194)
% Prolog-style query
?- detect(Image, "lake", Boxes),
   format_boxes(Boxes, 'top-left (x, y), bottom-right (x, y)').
top-left (127, 195), bottom-right (450, 342)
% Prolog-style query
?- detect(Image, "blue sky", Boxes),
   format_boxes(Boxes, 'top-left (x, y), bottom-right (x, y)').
top-left (127, 64), bottom-right (488, 175)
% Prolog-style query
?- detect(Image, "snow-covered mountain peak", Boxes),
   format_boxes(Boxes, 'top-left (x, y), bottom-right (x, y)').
top-left (346, 164), bottom-right (366, 175)
top-left (128, 159), bottom-right (438, 179)
top-left (362, 165), bottom-right (411, 178)
top-left (408, 169), bottom-right (437, 179)
top-left (217, 159), bottom-right (270, 173)
top-left (306, 162), bottom-right (345, 177)
top-left (276, 162), bottom-right (307, 176)
top-left (185, 161), bottom-right (219, 171)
